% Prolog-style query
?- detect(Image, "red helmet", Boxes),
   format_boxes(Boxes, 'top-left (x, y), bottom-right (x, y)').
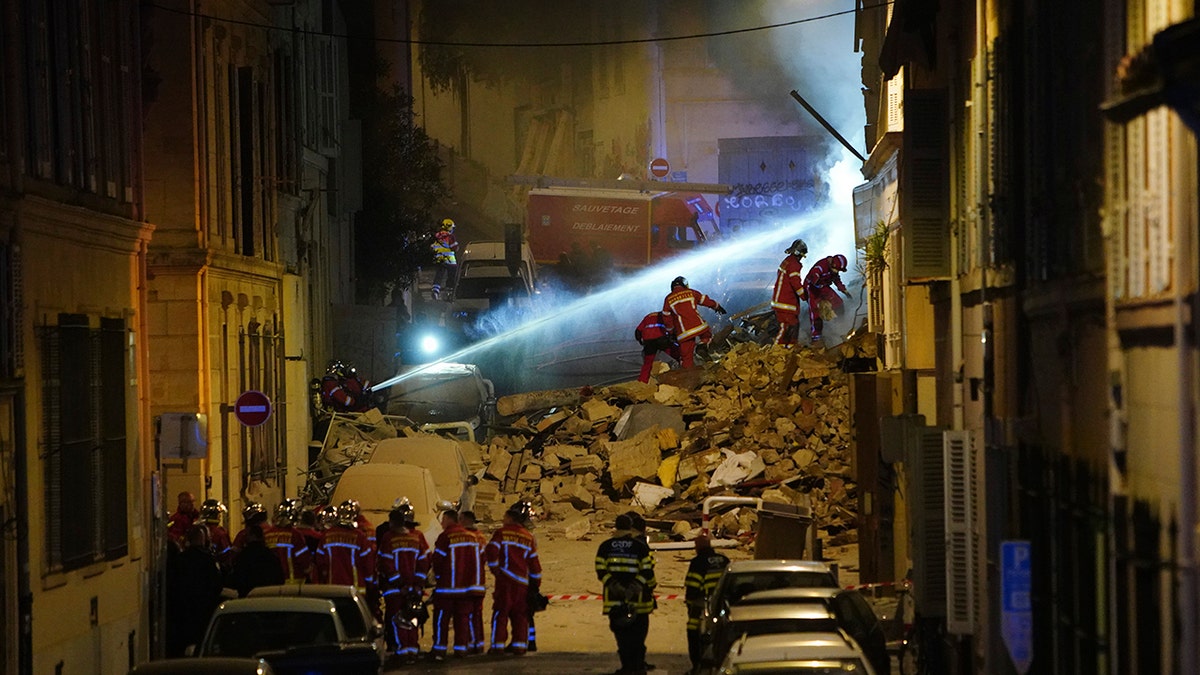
top-left (831, 254), bottom-right (848, 271)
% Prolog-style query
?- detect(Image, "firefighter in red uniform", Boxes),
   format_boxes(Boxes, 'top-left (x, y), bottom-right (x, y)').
top-left (230, 502), bottom-right (270, 569)
top-left (803, 254), bottom-right (852, 343)
top-left (315, 500), bottom-right (376, 595)
top-left (771, 239), bottom-right (809, 345)
top-left (486, 502), bottom-right (542, 656)
top-left (264, 499), bottom-right (311, 583)
top-left (166, 491), bottom-right (199, 550)
top-left (634, 311), bottom-right (682, 383)
top-left (460, 510), bottom-right (490, 654)
top-left (662, 276), bottom-right (726, 369)
top-left (430, 509), bottom-right (484, 660)
top-left (378, 499), bottom-right (430, 662)
top-left (341, 364), bottom-right (374, 413)
top-left (198, 499), bottom-right (233, 568)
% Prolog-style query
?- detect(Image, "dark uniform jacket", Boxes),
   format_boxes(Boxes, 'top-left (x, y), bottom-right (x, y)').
top-left (594, 531), bottom-right (657, 615)
top-left (684, 550), bottom-right (730, 629)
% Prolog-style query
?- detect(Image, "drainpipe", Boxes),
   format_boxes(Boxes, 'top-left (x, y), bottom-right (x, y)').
top-left (1175, 136), bottom-right (1197, 675)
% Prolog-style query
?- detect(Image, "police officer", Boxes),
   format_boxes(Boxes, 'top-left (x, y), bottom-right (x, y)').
top-left (684, 535), bottom-right (730, 672)
top-left (595, 514), bottom-right (657, 675)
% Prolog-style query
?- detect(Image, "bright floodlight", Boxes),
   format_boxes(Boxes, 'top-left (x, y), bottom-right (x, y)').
top-left (420, 335), bottom-right (440, 354)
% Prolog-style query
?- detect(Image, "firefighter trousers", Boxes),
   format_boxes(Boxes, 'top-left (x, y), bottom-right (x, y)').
top-left (490, 577), bottom-right (530, 651)
top-left (431, 593), bottom-right (473, 655)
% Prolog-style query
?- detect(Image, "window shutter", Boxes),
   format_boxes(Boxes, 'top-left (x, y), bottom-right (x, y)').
top-left (902, 89), bottom-right (950, 280)
top-left (944, 429), bottom-right (980, 635)
top-left (907, 425), bottom-right (947, 617)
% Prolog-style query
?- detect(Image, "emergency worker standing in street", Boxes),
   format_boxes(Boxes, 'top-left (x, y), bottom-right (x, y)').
top-left (229, 502), bottom-right (270, 569)
top-left (166, 491), bottom-right (199, 550)
top-left (315, 500), bottom-right (375, 595)
top-left (684, 535), bottom-right (730, 672)
top-left (802, 253), bottom-right (853, 343)
top-left (662, 277), bottom-right (726, 369)
top-left (431, 218), bottom-right (459, 300)
top-left (460, 510), bottom-right (490, 655)
top-left (634, 311), bottom-right (681, 383)
top-left (378, 499), bottom-right (430, 662)
top-left (198, 498), bottom-right (232, 566)
top-left (485, 502), bottom-right (542, 656)
top-left (595, 514), bottom-right (657, 675)
top-left (264, 499), bottom-right (311, 583)
top-left (430, 509), bottom-right (484, 660)
top-left (771, 239), bottom-right (808, 345)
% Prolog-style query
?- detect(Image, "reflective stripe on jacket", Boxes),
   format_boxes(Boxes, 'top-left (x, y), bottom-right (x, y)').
top-left (595, 533), bottom-right (657, 614)
top-left (771, 255), bottom-right (805, 312)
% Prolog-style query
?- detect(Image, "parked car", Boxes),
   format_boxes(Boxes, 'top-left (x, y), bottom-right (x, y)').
top-left (247, 584), bottom-right (385, 662)
top-left (702, 588), bottom-right (889, 675)
top-left (329, 462), bottom-right (450, 541)
top-left (717, 630), bottom-right (879, 675)
top-left (368, 435), bottom-right (477, 512)
top-left (191, 596), bottom-right (381, 675)
top-left (704, 560), bottom-right (839, 621)
top-left (128, 658), bottom-right (274, 674)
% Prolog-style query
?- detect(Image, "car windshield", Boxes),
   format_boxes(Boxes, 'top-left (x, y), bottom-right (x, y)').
top-left (724, 571), bottom-right (838, 603)
top-left (731, 617), bottom-right (841, 638)
top-left (203, 611), bottom-right (339, 657)
top-left (327, 597), bottom-right (366, 639)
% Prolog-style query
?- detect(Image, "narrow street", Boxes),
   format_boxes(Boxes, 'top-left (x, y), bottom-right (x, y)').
top-left (382, 524), bottom-right (863, 673)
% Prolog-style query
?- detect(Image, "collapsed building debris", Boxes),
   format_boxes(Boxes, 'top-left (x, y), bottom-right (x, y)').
top-left (303, 335), bottom-right (876, 555)
top-left (480, 336), bottom-right (876, 551)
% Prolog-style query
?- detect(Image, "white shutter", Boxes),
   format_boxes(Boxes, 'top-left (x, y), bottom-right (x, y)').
top-left (944, 429), bottom-right (979, 635)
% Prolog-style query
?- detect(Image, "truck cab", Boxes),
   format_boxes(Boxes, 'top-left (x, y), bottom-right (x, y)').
top-left (447, 238), bottom-right (538, 337)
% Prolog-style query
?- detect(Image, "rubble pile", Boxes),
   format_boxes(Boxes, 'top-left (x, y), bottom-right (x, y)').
top-left (473, 336), bottom-right (876, 548)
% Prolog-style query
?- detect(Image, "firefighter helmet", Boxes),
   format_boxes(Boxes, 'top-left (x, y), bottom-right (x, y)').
top-left (506, 499), bottom-right (535, 524)
top-left (390, 498), bottom-right (418, 527)
top-left (273, 498), bottom-right (303, 527)
top-left (199, 499), bottom-right (227, 524)
top-left (398, 590), bottom-right (429, 630)
top-left (785, 238), bottom-right (809, 257)
top-left (336, 499), bottom-right (361, 527)
top-left (670, 276), bottom-right (688, 290)
top-left (326, 360), bottom-right (347, 378)
top-left (440, 218), bottom-right (455, 231)
top-left (831, 254), bottom-right (848, 271)
top-left (242, 502), bottom-right (268, 526)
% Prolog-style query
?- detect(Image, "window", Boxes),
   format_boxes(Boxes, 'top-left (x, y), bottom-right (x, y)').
top-left (41, 314), bottom-right (128, 571)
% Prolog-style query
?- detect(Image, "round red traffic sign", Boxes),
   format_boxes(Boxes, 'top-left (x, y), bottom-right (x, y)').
top-left (649, 157), bottom-right (670, 178)
top-left (234, 390), bottom-right (272, 427)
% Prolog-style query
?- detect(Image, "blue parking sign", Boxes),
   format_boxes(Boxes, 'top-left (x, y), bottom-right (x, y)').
top-left (1001, 540), bottom-right (1033, 673)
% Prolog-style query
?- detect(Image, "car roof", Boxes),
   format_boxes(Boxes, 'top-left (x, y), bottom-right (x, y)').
top-left (247, 584), bottom-right (363, 601)
top-left (726, 631), bottom-right (874, 666)
top-left (214, 597), bottom-right (338, 615)
top-left (736, 588), bottom-right (842, 605)
top-left (128, 658), bottom-right (274, 675)
top-left (728, 602), bottom-right (837, 621)
top-left (725, 560), bottom-right (836, 574)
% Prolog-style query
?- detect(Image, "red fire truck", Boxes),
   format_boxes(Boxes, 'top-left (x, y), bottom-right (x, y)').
top-left (522, 180), bottom-right (725, 270)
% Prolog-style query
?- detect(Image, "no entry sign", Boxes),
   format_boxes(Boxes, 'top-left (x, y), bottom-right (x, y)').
top-left (649, 157), bottom-right (670, 178)
top-left (234, 390), bottom-right (272, 427)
